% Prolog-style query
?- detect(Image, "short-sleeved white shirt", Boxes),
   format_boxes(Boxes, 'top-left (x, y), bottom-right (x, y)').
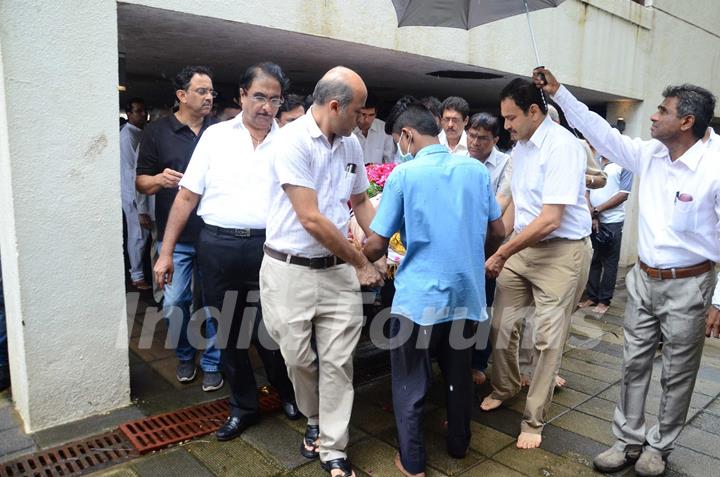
top-left (353, 118), bottom-right (395, 164)
top-left (265, 108), bottom-right (370, 257)
top-left (179, 113), bottom-right (278, 229)
top-left (511, 116), bottom-right (591, 240)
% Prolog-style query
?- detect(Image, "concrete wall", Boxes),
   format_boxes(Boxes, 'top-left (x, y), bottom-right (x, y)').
top-left (0, 0), bottom-right (130, 431)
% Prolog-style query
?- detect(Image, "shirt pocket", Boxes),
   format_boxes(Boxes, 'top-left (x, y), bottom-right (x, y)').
top-left (670, 199), bottom-right (697, 233)
top-left (337, 172), bottom-right (356, 203)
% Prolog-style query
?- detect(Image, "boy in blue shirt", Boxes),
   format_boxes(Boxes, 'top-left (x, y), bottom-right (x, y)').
top-left (364, 97), bottom-right (504, 477)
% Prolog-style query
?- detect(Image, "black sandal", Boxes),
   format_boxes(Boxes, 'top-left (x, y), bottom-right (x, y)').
top-left (320, 457), bottom-right (354, 477)
top-left (300, 424), bottom-right (320, 459)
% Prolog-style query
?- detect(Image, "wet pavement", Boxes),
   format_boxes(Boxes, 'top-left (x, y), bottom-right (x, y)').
top-left (3, 267), bottom-right (720, 476)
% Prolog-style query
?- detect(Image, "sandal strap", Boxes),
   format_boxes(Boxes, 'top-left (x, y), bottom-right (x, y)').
top-left (321, 457), bottom-right (353, 476)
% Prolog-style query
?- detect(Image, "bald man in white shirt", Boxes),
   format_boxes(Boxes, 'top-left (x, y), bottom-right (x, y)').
top-left (536, 67), bottom-right (720, 477)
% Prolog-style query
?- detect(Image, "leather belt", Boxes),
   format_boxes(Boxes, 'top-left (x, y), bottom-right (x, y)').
top-left (204, 224), bottom-right (265, 238)
top-left (264, 245), bottom-right (345, 269)
top-left (639, 260), bottom-right (713, 280)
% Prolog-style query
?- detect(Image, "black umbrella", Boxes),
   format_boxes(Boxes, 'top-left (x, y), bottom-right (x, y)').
top-left (392, 0), bottom-right (565, 66)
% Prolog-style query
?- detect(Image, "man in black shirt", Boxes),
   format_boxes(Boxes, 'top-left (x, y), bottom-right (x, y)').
top-left (136, 65), bottom-right (222, 392)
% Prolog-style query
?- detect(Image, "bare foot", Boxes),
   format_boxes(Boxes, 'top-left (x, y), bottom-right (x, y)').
top-left (520, 374), bottom-right (531, 387)
top-left (578, 299), bottom-right (596, 309)
top-left (592, 303), bottom-right (609, 314)
top-left (394, 453), bottom-right (426, 477)
top-left (480, 395), bottom-right (503, 411)
top-left (555, 375), bottom-right (567, 388)
top-left (472, 369), bottom-right (487, 386)
top-left (331, 470), bottom-right (356, 477)
top-left (516, 431), bottom-right (542, 449)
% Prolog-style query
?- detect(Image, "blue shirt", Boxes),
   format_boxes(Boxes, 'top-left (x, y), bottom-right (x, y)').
top-left (370, 144), bottom-right (501, 325)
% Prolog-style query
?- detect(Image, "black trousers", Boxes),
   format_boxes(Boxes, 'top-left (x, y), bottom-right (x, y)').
top-left (196, 227), bottom-right (294, 418)
top-left (586, 221), bottom-right (624, 305)
top-left (390, 315), bottom-right (474, 474)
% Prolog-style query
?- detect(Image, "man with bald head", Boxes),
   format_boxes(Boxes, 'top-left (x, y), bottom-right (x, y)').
top-left (260, 66), bottom-right (382, 477)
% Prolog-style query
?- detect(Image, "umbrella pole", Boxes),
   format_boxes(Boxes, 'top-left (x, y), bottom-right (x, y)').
top-left (523, 0), bottom-right (548, 109)
top-left (524, 0), bottom-right (542, 66)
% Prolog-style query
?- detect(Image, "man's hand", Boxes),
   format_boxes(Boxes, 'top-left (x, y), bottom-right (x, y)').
top-left (592, 218), bottom-right (600, 234)
top-left (356, 261), bottom-right (384, 287)
top-left (532, 67), bottom-right (560, 96)
top-left (485, 251), bottom-right (508, 279)
top-left (706, 306), bottom-right (720, 338)
top-left (139, 214), bottom-right (152, 230)
top-left (157, 168), bottom-right (183, 189)
top-left (154, 254), bottom-right (174, 289)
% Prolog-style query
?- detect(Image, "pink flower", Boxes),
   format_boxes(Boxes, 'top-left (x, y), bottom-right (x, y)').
top-left (366, 163), bottom-right (397, 189)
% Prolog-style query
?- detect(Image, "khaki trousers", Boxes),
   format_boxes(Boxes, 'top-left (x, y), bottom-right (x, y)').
top-left (613, 264), bottom-right (715, 455)
top-left (490, 238), bottom-right (592, 434)
top-left (259, 255), bottom-right (363, 461)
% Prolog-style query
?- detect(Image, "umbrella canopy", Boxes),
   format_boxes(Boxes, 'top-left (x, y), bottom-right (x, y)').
top-left (392, 0), bottom-right (565, 30)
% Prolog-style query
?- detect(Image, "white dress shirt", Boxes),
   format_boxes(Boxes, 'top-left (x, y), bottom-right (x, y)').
top-left (266, 108), bottom-right (370, 257)
top-left (353, 118), bottom-right (395, 164)
top-left (481, 147), bottom-right (510, 194)
top-left (439, 129), bottom-right (469, 156)
top-left (511, 116), bottom-right (591, 240)
top-left (120, 122), bottom-right (143, 209)
top-left (179, 112), bottom-right (278, 229)
top-left (588, 162), bottom-right (633, 223)
top-left (705, 127), bottom-right (720, 153)
top-left (554, 85), bottom-right (720, 270)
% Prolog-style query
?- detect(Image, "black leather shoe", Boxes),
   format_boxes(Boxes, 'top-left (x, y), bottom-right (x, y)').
top-left (216, 414), bottom-right (258, 441)
top-left (282, 400), bottom-right (302, 421)
top-left (320, 457), bottom-right (354, 476)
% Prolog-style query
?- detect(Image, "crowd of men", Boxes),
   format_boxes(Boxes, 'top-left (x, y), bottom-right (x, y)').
top-left (116, 62), bottom-right (720, 477)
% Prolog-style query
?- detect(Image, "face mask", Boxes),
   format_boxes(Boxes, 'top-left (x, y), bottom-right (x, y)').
top-left (396, 131), bottom-right (414, 163)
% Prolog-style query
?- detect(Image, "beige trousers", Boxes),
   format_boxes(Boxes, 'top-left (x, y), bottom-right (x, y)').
top-left (259, 255), bottom-right (363, 461)
top-left (490, 238), bottom-right (592, 434)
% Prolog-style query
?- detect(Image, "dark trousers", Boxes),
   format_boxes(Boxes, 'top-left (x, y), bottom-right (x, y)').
top-left (471, 278), bottom-right (495, 372)
top-left (196, 227), bottom-right (294, 418)
top-left (390, 315), bottom-right (474, 474)
top-left (586, 221), bottom-right (624, 305)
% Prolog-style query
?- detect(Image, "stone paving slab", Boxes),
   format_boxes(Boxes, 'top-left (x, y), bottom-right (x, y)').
top-left (186, 436), bottom-right (286, 476)
top-left (31, 405), bottom-right (145, 449)
top-left (240, 415), bottom-right (308, 470)
top-left (131, 448), bottom-right (214, 477)
top-left (0, 426), bottom-right (36, 463)
top-left (493, 445), bottom-right (602, 476)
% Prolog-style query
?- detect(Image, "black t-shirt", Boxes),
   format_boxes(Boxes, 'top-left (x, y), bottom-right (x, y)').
top-left (136, 114), bottom-right (216, 243)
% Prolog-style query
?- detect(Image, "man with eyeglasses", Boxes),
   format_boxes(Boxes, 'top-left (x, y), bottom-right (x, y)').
top-left (438, 96), bottom-right (470, 156)
top-left (136, 65), bottom-right (222, 392)
top-left (154, 62), bottom-right (299, 441)
top-left (466, 112), bottom-right (510, 387)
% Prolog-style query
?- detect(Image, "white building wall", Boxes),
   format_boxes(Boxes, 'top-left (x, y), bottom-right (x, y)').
top-left (0, 0), bottom-right (130, 431)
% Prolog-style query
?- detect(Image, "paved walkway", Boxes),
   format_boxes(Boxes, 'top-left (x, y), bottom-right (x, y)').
top-left (3, 268), bottom-right (720, 476)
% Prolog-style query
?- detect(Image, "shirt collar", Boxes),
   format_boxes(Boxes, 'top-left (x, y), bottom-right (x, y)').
top-left (169, 112), bottom-right (213, 133)
top-left (124, 122), bottom-right (142, 133)
top-left (415, 143), bottom-right (450, 159)
top-left (231, 112), bottom-right (279, 139)
top-left (306, 106), bottom-right (346, 146)
top-left (528, 115), bottom-right (555, 149)
top-left (485, 147), bottom-right (502, 166)
top-left (675, 139), bottom-right (705, 171)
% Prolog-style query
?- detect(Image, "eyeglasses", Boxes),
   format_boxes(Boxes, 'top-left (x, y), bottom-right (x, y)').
top-left (249, 94), bottom-right (284, 108)
top-left (190, 88), bottom-right (218, 98)
top-left (467, 132), bottom-right (494, 142)
top-left (441, 117), bottom-right (463, 124)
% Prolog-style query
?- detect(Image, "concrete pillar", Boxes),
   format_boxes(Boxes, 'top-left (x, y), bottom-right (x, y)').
top-left (0, 0), bottom-right (130, 432)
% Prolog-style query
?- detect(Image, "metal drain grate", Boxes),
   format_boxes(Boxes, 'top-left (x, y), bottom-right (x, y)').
top-left (120, 386), bottom-right (282, 454)
top-left (0, 430), bottom-right (137, 477)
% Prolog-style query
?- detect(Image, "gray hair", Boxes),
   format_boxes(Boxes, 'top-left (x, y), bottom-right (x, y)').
top-left (313, 78), bottom-right (353, 110)
top-left (662, 84), bottom-right (716, 139)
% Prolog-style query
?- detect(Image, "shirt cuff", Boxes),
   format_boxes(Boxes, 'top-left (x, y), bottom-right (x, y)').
top-left (712, 273), bottom-right (720, 307)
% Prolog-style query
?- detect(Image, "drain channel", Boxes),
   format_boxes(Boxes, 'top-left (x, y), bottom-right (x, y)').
top-left (0, 431), bottom-right (137, 477)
